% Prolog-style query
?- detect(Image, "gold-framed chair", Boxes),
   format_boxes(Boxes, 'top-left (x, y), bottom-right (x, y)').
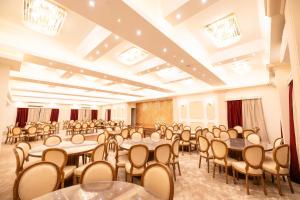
top-left (202, 128), bottom-right (209, 136)
top-left (219, 125), bottom-right (227, 131)
top-left (219, 131), bottom-right (230, 141)
top-left (234, 125), bottom-right (243, 134)
top-left (13, 161), bottom-right (61, 200)
top-left (205, 131), bottom-right (215, 143)
top-left (227, 128), bottom-right (238, 139)
top-left (198, 136), bottom-right (213, 173)
top-left (170, 138), bottom-right (181, 180)
top-left (42, 148), bottom-right (76, 188)
top-left (246, 133), bottom-right (261, 144)
top-left (148, 143), bottom-right (171, 166)
top-left (180, 130), bottom-right (191, 155)
top-left (165, 129), bottom-right (173, 140)
top-left (243, 129), bottom-right (255, 139)
top-left (150, 132), bottom-right (161, 142)
top-left (81, 123), bottom-right (88, 134)
top-left (97, 133), bottom-right (107, 144)
top-left (141, 163), bottom-right (174, 200)
top-left (44, 135), bottom-right (62, 146)
top-left (263, 144), bottom-right (294, 195)
top-left (16, 142), bottom-right (31, 162)
top-left (125, 144), bottom-right (149, 182)
top-left (38, 125), bottom-right (50, 140)
top-left (80, 161), bottom-right (116, 184)
top-left (212, 127), bottom-right (221, 138)
top-left (232, 145), bottom-right (267, 195)
top-left (26, 126), bottom-right (38, 141)
top-left (121, 128), bottom-right (129, 139)
top-left (12, 127), bottom-right (23, 144)
top-left (266, 138), bottom-right (284, 160)
top-left (5, 126), bottom-right (13, 144)
top-left (131, 132), bottom-right (142, 142)
top-left (73, 123), bottom-right (81, 134)
top-left (211, 139), bottom-right (237, 184)
top-left (71, 133), bottom-right (85, 144)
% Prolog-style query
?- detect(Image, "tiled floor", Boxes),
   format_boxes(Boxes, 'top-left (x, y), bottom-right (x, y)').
top-left (0, 138), bottom-right (299, 200)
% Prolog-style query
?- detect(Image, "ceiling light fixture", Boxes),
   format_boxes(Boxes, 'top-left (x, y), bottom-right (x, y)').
top-left (96, 50), bottom-right (100, 55)
top-left (117, 18), bottom-right (121, 23)
top-left (118, 47), bottom-right (149, 65)
top-left (80, 69), bottom-right (84, 73)
top-left (201, 0), bottom-right (207, 4)
top-left (176, 13), bottom-right (181, 20)
top-left (136, 30), bottom-right (142, 36)
top-left (193, 67), bottom-right (197, 71)
top-left (88, 0), bottom-right (95, 7)
top-left (104, 43), bottom-right (108, 48)
top-left (163, 48), bottom-right (167, 53)
top-left (23, 0), bottom-right (67, 36)
top-left (114, 35), bottom-right (119, 40)
top-left (180, 59), bottom-right (184, 63)
top-left (204, 13), bottom-right (240, 48)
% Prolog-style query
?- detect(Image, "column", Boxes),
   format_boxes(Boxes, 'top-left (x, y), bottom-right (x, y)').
top-left (0, 66), bottom-right (10, 146)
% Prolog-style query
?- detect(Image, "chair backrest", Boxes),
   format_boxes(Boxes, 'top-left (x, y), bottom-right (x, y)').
top-left (42, 148), bottom-right (67, 171)
top-left (211, 139), bottom-right (228, 160)
top-left (142, 163), bottom-right (174, 200)
top-left (274, 144), bottom-right (289, 169)
top-left (150, 132), bottom-right (161, 142)
top-left (75, 123), bottom-right (81, 129)
top-left (202, 128), bottom-right (209, 136)
top-left (80, 161), bottom-right (115, 184)
top-left (71, 134), bottom-right (85, 144)
top-left (219, 125), bottom-right (227, 131)
top-left (28, 126), bottom-right (37, 134)
top-left (234, 125), bottom-right (243, 134)
top-left (129, 128), bottom-right (135, 135)
top-left (171, 138), bottom-right (180, 158)
top-left (115, 135), bottom-right (124, 146)
top-left (165, 129), bottom-right (173, 140)
top-left (154, 144), bottom-right (171, 165)
top-left (181, 130), bottom-right (191, 142)
top-left (44, 135), bottom-right (62, 146)
top-left (91, 143), bottom-right (106, 162)
top-left (137, 127), bottom-right (144, 134)
top-left (198, 136), bottom-right (210, 153)
top-left (273, 138), bottom-right (284, 148)
top-left (82, 123), bottom-right (88, 128)
top-left (195, 126), bottom-right (202, 132)
top-left (243, 129), bottom-right (255, 138)
top-left (205, 132), bottom-right (214, 143)
top-left (160, 125), bottom-right (167, 135)
top-left (128, 144), bottom-right (149, 169)
top-left (246, 133), bottom-right (261, 144)
top-left (183, 126), bottom-right (191, 131)
top-left (13, 161), bottom-right (61, 200)
top-left (121, 128), bottom-right (129, 139)
top-left (114, 126), bottom-right (121, 133)
top-left (97, 133), bottom-right (106, 144)
top-left (89, 122), bottom-right (95, 128)
top-left (131, 132), bottom-right (142, 142)
top-left (212, 127), bottom-right (221, 138)
top-left (227, 129), bottom-right (238, 139)
top-left (173, 124), bottom-right (179, 131)
top-left (43, 125), bottom-right (50, 132)
top-left (219, 131), bottom-right (230, 141)
top-left (243, 145), bottom-right (264, 170)
top-left (13, 147), bottom-right (25, 175)
top-left (16, 142), bottom-right (31, 160)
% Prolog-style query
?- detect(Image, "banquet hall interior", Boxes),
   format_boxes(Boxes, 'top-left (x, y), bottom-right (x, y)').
top-left (1, 0), bottom-right (300, 199)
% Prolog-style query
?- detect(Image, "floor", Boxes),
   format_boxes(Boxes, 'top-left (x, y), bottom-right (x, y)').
top-left (0, 138), bottom-right (299, 200)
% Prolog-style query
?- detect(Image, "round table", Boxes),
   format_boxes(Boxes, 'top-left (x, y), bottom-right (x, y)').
top-left (34, 181), bottom-right (159, 200)
top-left (120, 138), bottom-right (170, 151)
top-left (226, 138), bottom-right (273, 152)
top-left (28, 141), bottom-right (98, 157)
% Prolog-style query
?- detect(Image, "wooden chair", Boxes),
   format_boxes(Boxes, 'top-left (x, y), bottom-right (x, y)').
top-left (198, 136), bottom-right (213, 173)
top-left (97, 133), bottom-right (107, 144)
top-left (150, 132), bottom-right (160, 142)
top-left (131, 132), bottom-right (142, 142)
top-left (243, 129), bottom-right (255, 139)
top-left (219, 125), bottom-right (227, 131)
top-left (71, 133), bottom-right (85, 144)
top-left (121, 128), bottom-right (129, 139)
top-left (246, 133), bottom-right (261, 144)
top-left (12, 127), bottom-right (23, 143)
top-left (44, 135), bottom-right (62, 146)
top-left (149, 143), bottom-right (171, 166)
top-left (26, 126), bottom-right (38, 141)
top-left (125, 144), bottom-right (149, 182)
top-left (13, 162), bottom-right (61, 200)
top-left (263, 144), bottom-right (294, 195)
top-left (165, 129), bottom-right (173, 140)
top-left (16, 142), bottom-right (31, 162)
top-left (180, 130), bottom-right (191, 155)
top-left (227, 129), bottom-right (238, 139)
top-left (219, 131), bottom-right (230, 141)
top-left (234, 125), bottom-right (243, 134)
top-left (212, 127), bottom-right (221, 138)
top-left (232, 145), bottom-right (267, 195)
top-left (142, 163), bottom-right (174, 200)
top-left (80, 161), bottom-right (115, 184)
top-left (5, 126), bottom-right (13, 144)
top-left (170, 138), bottom-right (181, 180)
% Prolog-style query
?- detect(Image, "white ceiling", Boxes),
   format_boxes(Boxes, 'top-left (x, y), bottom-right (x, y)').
top-left (0, 0), bottom-right (270, 107)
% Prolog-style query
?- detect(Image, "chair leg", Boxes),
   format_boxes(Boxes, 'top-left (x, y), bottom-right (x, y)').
top-left (199, 156), bottom-right (202, 168)
top-left (245, 174), bottom-right (249, 195)
top-left (261, 175), bottom-right (267, 195)
top-left (207, 158), bottom-right (210, 173)
top-left (116, 166), bottom-right (119, 179)
top-left (233, 169), bottom-right (236, 184)
top-left (287, 175), bottom-right (294, 193)
top-left (172, 164), bottom-right (177, 181)
top-left (177, 162), bottom-right (181, 176)
top-left (225, 166), bottom-right (228, 184)
top-left (213, 163), bottom-right (216, 178)
top-left (276, 174), bottom-right (282, 195)
top-left (271, 174), bottom-right (274, 183)
top-left (73, 175), bottom-right (77, 185)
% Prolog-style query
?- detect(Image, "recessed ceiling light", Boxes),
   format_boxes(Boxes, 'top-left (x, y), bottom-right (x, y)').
top-left (163, 48), bottom-right (167, 53)
top-left (89, 0), bottom-right (95, 7)
top-left (117, 18), bottom-right (121, 23)
top-left (201, 0), bottom-right (207, 4)
top-left (49, 62), bottom-right (53, 66)
top-left (104, 75), bottom-right (107, 78)
top-left (89, 56), bottom-right (93, 60)
top-left (167, 63), bottom-right (170, 66)
top-left (156, 66), bottom-right (160, 70)
top-left (70, 71), bottom-right (73, 74)
top-left (193, 67), bottom-right (197, 71)
top-left (96, 50), bottom-right (100, 55)
top-left (176, 13), bottom-right (181, 20)
top-left (114, 35), bottom-right (119, 40)
top-left (23, 0), bottom-right (67, 36)
top-left (180, 59), bottom-right (184, 63)
top-left (80, 69), bottom-right (84, 73)
top-left (204, 13), bottom-right (241, 47)
top-left (104, 43), bottom-right (108, 48)
top-left (233, 58), bottom-right (237, 61)
top-left (252, 52), bottom-right (256, 56)
top-left (136, 30), bottom-right (142, 36)
top-left (118, 47), bottom-right (149, 65)
top-left (202, 73), bottom-right (206, 77)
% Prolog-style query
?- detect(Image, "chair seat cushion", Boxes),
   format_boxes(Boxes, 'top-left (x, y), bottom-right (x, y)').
top-left (125, 163), bottom-right (144, 175)
top-left (263, 160), bottom-right (289, 175)
top-left (74, 164), bottom-right (90, 176)
top-left (232, 161), bottom-right (263, 175)
top-left (64, 165), bottom-right (76, 179)
top-left (214, 157), bottom-right (237, 166)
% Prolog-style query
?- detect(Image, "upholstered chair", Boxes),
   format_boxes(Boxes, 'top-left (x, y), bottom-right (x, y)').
top-left (97, 133), bottom-right (107, 144)
top-left (142, 163), bottom-right (174, 200)
top-left (263, 144), bottom-right (294, 195)
top-left (211, 139), bottom-right (237, 183)
top-left (219, 131), bottom-right (230, 141)
top-left (234, 125), bottom-right (243, 134)
top-left (80, 161), bottom-right (115, 184)
top-left (170, 138), bottom-right (181, 180)
top-left (131, 132), bottom-right (142, 142)
top-left (26, 126), bottom-right (38, 141)
top-left (44, 135), bottom-right (62, 146)
top-left (165, 129), bottom-right (173, 141)
top-left (265, 138), bottom-right (284, 160)
top-left (198, 136), bottom-right (213, 173)
top-left (246, 133), bottom-right (261, 144)
top-left (148, 144), bottom-right (171, 166)
top-left (13, 161), bottom-right (61, 200)
top-left (129, 128), bottom-right (136, 136)
top-left (202, 128), bottom-right (209, 136)
top-left (42, 148), bottom-right (76, 188)
top-left (150, 132), bottom-right (161, 142)
top-left (227, 129), bottom-right (238, 139)
top-left (121, 128), bottom-right (129, 139)
top-left (74, 143), bottom-right (106, 184)
top-left (219, 125), bottom-right (227, 131)
top-left (180, 130), bottom-right (191, 155)
top-left (232, 145), bottom-right (266, 195)
top-left (212, 127), bottom-right (221, 138)
top-left (243, 129), bottom-right (255, 139)
top-left (125, 144), bottom-right (149, 182)
top-left (16, 142), bottom-right (31, 162)
top-left (205, 132), bottom-right (214, 143)
top-left (71, 133), bottom-right (85, 144)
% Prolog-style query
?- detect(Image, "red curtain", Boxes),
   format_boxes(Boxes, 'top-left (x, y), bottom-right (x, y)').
top-left (70, 109), bottom-right (78, 121)
top-left (105, 109), bottom-right (111, 121)
top-left (16, 108), bottom-right (28, 127)
top-left (227, 100), bottom-right (243, 128)
top-left (91, 110), bottom-right (98, 120)
top-left (289, 81), bottom-right (300, 183)
top-left (50, 109), bottom-right (59, 122)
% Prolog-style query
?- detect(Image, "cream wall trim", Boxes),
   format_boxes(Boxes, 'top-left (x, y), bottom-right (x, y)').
top-left (0, 56), bottom-right (21, 71)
